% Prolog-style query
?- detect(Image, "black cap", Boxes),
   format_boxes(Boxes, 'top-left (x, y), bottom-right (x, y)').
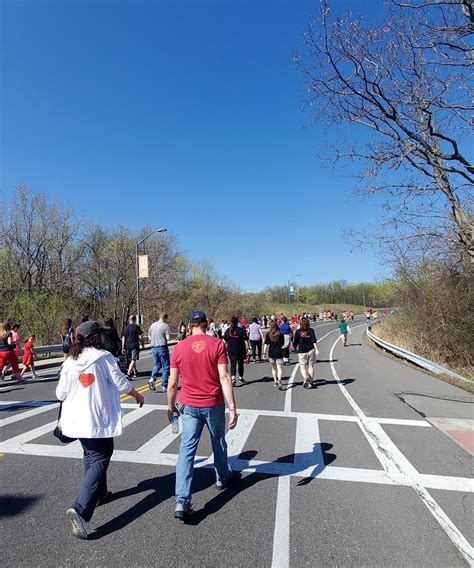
top-left (76, 320), bottom-right (104, 338)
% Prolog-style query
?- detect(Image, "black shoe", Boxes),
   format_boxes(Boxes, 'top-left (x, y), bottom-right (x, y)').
top-left (238, 377), bottom-right (246, 384)
top-left (148, 380), bottom-right (156, 391)
top-left (174, 502), bottom-right (194, 520)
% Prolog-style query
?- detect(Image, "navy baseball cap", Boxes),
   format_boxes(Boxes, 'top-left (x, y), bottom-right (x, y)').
top-left (189, 311), bottom-right (207, 323)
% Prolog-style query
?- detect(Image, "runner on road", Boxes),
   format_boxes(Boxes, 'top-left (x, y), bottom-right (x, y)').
top-left (339, 318), bottom-right (352, 347)
top-left (264, 321), bottom-right (284, 390)
top-left (292, 317), bottom-right (319, 389)
top-left (167, 311), bottom-right (237, 521)
top-left (56, 320), bottom-right (144, 539)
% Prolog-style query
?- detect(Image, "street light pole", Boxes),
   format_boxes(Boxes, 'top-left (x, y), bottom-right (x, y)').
top-left (135, 228), bottom-right (167, 325)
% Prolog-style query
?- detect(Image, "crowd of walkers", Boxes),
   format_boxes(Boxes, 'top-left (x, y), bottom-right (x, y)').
top-left (0, 307), bottom-right (371, 539)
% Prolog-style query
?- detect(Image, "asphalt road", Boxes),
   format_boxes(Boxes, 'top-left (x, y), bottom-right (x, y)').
top-left (1, 320), bottom-right (473, 567)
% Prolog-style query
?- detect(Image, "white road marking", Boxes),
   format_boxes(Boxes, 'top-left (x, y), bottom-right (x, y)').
top-left (294, 415), bottom-right (324, 471)
top-left (226, 412), bottom-right (260, 460)
top-left (329, 331), bottom-right (474, 565)
top-left (271, 475), bottom-right (290, 568)
top-left (0, 402), bottom-right (59, 427)
top-left (137, 421), bottom-right (178, 455)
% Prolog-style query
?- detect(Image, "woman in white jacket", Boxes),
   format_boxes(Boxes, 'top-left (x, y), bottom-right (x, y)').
top-left (56, 320), bottom-right (144, 539)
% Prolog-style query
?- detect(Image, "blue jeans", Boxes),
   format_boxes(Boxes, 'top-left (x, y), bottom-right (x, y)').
top-left (176, 405), bottom-right (229, 504)
top-left (74, 437), bottom-right (114, 522)
top-left (151, 346), bottom-right (170, 387)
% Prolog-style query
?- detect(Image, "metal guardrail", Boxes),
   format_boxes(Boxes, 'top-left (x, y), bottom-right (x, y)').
top-left (366, 326), bottom-right (472, 384)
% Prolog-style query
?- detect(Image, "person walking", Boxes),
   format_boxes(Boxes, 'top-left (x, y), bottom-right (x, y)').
top-left (148, 313), bottom-right (171, 392)
top-left (20, 334), bottom-right (37, 379)
top-left (293, 317), bottom-right (319, 389)
top-left (61, 318), bottom-right (75, 360)
top-left (56, 320), bottom-right (144, 539)
top-left (220, 319), bottom-right (229, 337)
top-left (207, 319), bottom-right (218, 337)
top-left (278, 316), bottom-right (292, 365)
top-left (224, 316), bottom-right (248, 385)
top-left (248, 317), bottom-right (264, 363)
top-left (121, 315), bottom-right (144, 378)
top-left (0, 322), bottom-right (22, 382)
top-left (167, 311), bottom-right (237, 521)
top-left (177, 321), bottom-right (187, 342)
top-left (102, 318), bottom-right (121, 357)
top-left (264, 321), bottom-right (284, 390)
top-left (339, 318), bottom-right (352, 347)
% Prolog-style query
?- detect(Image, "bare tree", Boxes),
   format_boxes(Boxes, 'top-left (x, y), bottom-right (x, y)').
top-left (296, 0), bottom-right (473, 258)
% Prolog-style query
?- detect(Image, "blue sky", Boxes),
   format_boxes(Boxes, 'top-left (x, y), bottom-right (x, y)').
top-left (1, 0), bottom-right (387, 292)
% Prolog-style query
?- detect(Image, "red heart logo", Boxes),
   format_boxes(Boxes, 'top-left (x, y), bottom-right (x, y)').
top-left (191, 340), bottom-right (205, 353)
top-left (79, 373), bottom-right (95, 388)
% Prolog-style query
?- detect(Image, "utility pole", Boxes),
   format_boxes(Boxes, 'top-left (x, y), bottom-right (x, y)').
top-left (135, 228), bottom-right (167, 325)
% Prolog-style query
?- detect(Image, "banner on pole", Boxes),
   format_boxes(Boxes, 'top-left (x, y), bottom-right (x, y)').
top-left (138, 255), bottom-right (149, 278)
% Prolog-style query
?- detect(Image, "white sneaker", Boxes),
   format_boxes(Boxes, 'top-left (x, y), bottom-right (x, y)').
top-left (66, 507), bottom-right (89, 539)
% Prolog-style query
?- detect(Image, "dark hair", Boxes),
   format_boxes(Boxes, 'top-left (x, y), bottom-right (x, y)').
top-left (81, 315), bottom-right (89, 323)
top-left (12, 323), bottom-right (20, 330)
top-left (252, 317), bottom-right (258, 323)
top-left (229, 316), bottom-right (239, 333)
top-left (300, 317), bottom-right (310, 330)
top-left (104, 318), bottom-right (115, 328)
top-left (70, 333), bottom-right (104, 359)
top-left (61, 318), bottom-right (73, 336)
top-left (282, 316), bottom-right (287, 323)
top-left (268, 321), bottom-right (281, 342)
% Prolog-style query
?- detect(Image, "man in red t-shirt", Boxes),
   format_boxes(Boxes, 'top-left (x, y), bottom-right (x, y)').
top-left (168, 310), bottom-right (238, 521)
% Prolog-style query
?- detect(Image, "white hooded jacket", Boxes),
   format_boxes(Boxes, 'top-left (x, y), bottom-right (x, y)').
top-left (56, 347), bottom-right (133, 438)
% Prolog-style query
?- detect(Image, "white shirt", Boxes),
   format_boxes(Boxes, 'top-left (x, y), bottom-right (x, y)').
top-left (56, 348), bottom-right (132, 438)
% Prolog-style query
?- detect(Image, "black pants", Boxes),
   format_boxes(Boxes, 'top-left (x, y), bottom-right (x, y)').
top-left (282, 347), bottom-right (290, 359)
top-left (74, 437), bottom-right (114, 522)
top-left (249, 339), bottom-right (262, 360)
top-left (230, 358), bottom-right (245, 378)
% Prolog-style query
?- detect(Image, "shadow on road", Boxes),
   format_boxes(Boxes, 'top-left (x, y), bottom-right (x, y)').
top-left (312, 378), bottom-right (355, 388)
top-left (89, 470), bottom-right (216, 539)
top-left (91, 440), bottom-right (340, 533)
top-left (0, 495), bottom-right (43, 517)
top-left (188, 444), bottom-right (337, 524)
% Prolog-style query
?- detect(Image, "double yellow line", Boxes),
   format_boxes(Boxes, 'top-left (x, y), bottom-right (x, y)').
top-left (119, 379), bottom-right (162, 402)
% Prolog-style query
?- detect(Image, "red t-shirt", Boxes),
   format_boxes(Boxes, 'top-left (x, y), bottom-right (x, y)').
top-left (170, 334), bottom-right (228, 407)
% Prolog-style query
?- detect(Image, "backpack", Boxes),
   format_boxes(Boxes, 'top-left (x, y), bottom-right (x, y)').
top-left (63, 327), bottom-right (73, 348)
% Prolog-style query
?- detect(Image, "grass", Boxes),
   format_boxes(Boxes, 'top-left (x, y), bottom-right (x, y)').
top-left (262, 302), bottom-right (366, 317)
top-left (371, 319), bottom-right (474, 386)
